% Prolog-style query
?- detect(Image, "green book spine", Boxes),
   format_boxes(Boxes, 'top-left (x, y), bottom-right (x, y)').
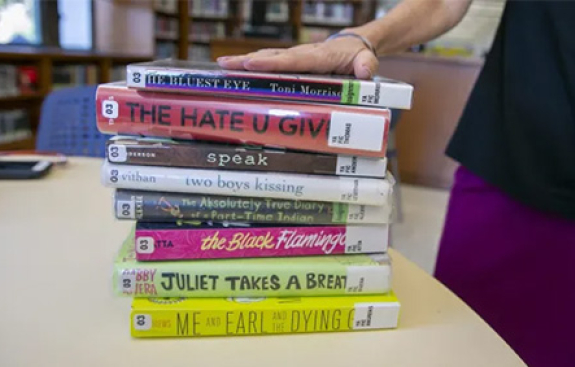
top-left (114, 233), bottom-right (391, 298)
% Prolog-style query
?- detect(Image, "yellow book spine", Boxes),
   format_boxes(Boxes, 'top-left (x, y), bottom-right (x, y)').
top-left (131, 294), bottom-right (400, 338)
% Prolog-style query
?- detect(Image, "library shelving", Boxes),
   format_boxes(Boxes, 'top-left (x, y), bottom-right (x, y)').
top-left (154, 0), bottom-right (376, 61)
top-left (0, 47), bottom-right (150, 151)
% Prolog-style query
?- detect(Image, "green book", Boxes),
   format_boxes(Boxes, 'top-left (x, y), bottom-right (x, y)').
top-left (114, 232), bottom-right (391, 298)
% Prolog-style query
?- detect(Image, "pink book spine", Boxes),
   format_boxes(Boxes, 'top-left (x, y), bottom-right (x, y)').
top-left (134, 225), bottom-right (389, 260)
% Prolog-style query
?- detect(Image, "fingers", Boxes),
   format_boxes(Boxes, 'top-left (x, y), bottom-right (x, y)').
top-left (217, 55), bottom-right (251, 69)
top-left (243, 49), bottom-right (321, 73)
top-left (218, 44), bottom-right (322, 72)
top-left (244, 44), bottom-right (342, 74)
top-left (217, 48), bottom-right (287, 70)
top-left (353, 49), bottom-right (379, 80)
top-left (217, 40), bottom-right (378, 80)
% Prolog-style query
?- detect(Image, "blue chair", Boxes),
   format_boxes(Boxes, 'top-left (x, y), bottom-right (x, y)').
top-left (36, 86), bottom-right (112, 157)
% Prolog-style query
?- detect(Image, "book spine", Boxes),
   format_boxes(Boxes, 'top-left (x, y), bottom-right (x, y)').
top-left (127, 65), bottom-right (412, 109)
top-left (96, 84), bottom-right (390, 157)
top-left (114, 257), bottom-right (391, 298)
top-left (102, 162), bottom-right (393, 205)
top-left (114, 190), bottom-right (393, 224)
top-left (106, 139), bottom-right (388, 178)
top-left (130, 296), bottom-right (400, 337)
top-left (134, 224), bottom-right (389, 261)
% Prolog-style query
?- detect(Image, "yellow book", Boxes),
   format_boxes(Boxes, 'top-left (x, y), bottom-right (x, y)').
top-left (131, 293), bottom-right (400, 337)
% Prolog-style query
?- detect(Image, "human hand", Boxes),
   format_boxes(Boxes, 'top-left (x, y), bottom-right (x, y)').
top-left (216, 32), bottom-right (379, 80)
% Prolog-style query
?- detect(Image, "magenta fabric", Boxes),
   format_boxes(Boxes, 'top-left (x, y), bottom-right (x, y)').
top-left (434, 166), bottom-right (575, 367)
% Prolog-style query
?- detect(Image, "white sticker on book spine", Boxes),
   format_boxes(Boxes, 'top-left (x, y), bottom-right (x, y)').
top-left (357, 81), bottom-right (380, 107)
top-left (101, 100), bottom-right (119, 119)
top-left (335, 156), bottom-right (387, 177)
top-left (328, 111), bottom-right (386, 152)
top-left (116, 199), bottom-right (135, 219)
top-left (346, 265), bottom-right (390, 293)
top-left (352, 303), bottom-right (399, 329)
top-left (133, 314), bottom-right (152, 331)
top-left (108, 144), bottom-right (127, 162)
top-left (346, 204), bottom-right (392, 224)
top-left (119, 272), bottom-right (136, 294)
top-left (345, 225), bottom-right (389, 253)
top-left (136, 236), bottom-right (155, 254)
top-left (338, 178), bottom-right (360, 203)
top-left (128, 66), bottom-right (146, 88)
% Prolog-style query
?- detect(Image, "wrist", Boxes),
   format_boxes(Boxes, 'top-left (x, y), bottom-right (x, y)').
top-left (327, 30), bottom-right (377, 56)
top-left (343, 26), bottom-right (381, 56)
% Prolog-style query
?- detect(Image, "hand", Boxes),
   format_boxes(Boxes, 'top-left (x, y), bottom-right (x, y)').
top-left (216, 32), bottom-right (378, 80)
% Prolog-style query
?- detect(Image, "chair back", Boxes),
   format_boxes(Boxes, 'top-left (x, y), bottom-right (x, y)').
top-left (36, 86), bottom-right (111, 157)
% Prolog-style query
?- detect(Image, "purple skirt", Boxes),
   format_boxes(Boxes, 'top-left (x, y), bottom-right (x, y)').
top-left (435, 166), bottom-right (575, 367)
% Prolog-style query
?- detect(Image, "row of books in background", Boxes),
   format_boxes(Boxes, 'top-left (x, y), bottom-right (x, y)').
top-left (154, 0), bottom-right (354, 26)
top-left (52, 65), bottom-right (99, 90)
top-left (95, 59), bottom-right (413, 337)
top-left (156, 43), bottom-right (178, 60)
top-left (157, 45), bottom-right (212, 62)
top-left (155, 10), bottom-right (227, 42)
top-left (241, 1), bottom-right (354, 25)
top-left (0, 64), bottom-right (38, 97)
top-left (0, 110), bottom-right (32, 145)
top-left (154, 0), bottom-right (230, 17)
top-left (153, 0), bottom-right (179, 14)
top-left (187, 45), bottom-right (211, 62)
top-left (190, 0), bottom-right (229, 18)
top-left (0, 64), bottom-right (127, 97)
top-left (303, 1), bottom-right (354, 26)
top-left (155, 17), bottom-right (179, 40)
top-left (190, 22), bottom-right (226, 43)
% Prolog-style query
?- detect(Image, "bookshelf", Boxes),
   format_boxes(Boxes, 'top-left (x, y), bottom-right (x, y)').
top-left (154, 0), bottom-right (242, 60)
top-left (0, 47), bottom-right (150, 151)
top-left (154, 0), bottom-right (375, 62)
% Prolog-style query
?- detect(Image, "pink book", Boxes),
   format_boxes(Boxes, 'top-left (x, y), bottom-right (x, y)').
top-left (134, 222), bottom-right (389, 261)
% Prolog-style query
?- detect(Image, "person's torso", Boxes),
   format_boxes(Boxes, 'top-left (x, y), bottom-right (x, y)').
top-left (447, 0), bottom-right (575, 219)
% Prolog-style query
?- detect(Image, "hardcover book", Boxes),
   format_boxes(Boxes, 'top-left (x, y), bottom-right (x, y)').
top-left (96, 82), bottom-right (391, 158)
top-left (114, 189), bottom-right (393, 224)
top-left (102, 162), bottom-right (394, 205)
top-left (134, 221), bottom-right (390, 261)
top-left (114, 233), bottom-right (392, 298)
top-left (131, 293), bottom-right (400, 337)
top-left (107, 136), bottom-right (388, 178)
top-left (126, 60), bottom-right (413, 109)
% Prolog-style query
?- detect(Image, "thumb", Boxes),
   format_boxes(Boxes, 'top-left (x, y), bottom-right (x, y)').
top-left (353, 49), bottom-right (379, 80)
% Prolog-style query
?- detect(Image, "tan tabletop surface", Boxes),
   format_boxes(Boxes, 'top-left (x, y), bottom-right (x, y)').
top-left (0, 158), bottom-right (525, 367)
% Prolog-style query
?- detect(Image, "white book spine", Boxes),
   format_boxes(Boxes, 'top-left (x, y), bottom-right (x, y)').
top-left (101, 162), bottom-right (393, 205)
top-left (343, 225), bottom-right (390, 254)
top-left (125, 64), bottom-right (414, 109)
top-left (335, 156), bottom-right (387, 177)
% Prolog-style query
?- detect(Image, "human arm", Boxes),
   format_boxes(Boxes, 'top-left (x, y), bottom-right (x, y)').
top-left (217, 0), bottom-right (473, 79)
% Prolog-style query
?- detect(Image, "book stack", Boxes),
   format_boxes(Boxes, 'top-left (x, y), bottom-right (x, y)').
top-left (96, 60), bottom-right (413, 338)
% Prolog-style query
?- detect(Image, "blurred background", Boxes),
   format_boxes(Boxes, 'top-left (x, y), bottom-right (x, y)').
top-left (0, 0), bottom-right (505, 273)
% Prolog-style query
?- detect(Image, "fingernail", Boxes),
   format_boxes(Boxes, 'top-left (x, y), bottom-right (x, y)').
top-left (361, 66), bottom-right (372, 79)
top-left (217, 56), bottom-right (230, 61)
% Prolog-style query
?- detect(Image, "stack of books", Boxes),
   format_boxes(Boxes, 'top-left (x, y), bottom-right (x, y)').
top-left (96, 60), bottom-right (413, 337)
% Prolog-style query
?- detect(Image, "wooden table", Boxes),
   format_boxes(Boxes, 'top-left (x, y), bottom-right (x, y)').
top-left (0, 158), bottom-right (525, 367)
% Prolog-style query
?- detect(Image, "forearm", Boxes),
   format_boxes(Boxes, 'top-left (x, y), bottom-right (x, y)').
top-left (349, 0), bottom-right (473, 55)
